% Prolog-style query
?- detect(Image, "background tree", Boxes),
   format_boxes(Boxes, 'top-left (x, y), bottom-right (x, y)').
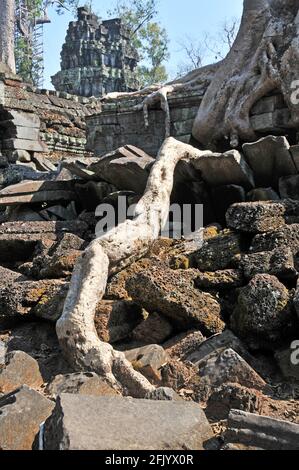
top-left (108, 0), bottom-right (169, 87)
top-left (0, 0), bottom-right (16, 73)
top-left (176, 17), bottom-right (239, 78)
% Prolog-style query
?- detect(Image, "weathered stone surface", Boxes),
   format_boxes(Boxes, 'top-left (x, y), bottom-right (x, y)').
top-left (196, 349), bottom-right (266, 401)
top-left (185, 330), bottom-right (256, 367)
top-left (46, 372), bottom-right (119, 398)
top-left (94, 300), bottom-right (144, 343)
top-left (279, 175), bottom-right (299, 200)
top-left (126, 264), bottom-right (224, 335)
top-left (194, 230), bottom-right (243, 271)
top-left (0, 180), bottom-right (76, 206)
top-left (250, 224), bottom-right (299, 254)
top-left (242, 136), bottom-right (297, 186)
top-left (89, 145), bottom-right (154, 194)
top-left (124, 344), bottom-right (169, 383)
top-left (0, 351), bottom-right (43, 394)
top-left (0, 164), bottom-right (55, 187)
top-left (0, 279), bottom-right (68, 320)
top-left (226, 201), bottom-right (285, 233)
top-left (231, 274), bottom-right (295, 344)
top-left (161, 358), bottom-right (197, 392)
top-left (290, 144), bottom-right (299, 172)
top-left (1, 322), bottom-right (72, 383)
top-left (247, 187), bottom-right (280, 201)
top-left (145, 387), bottom-right (181, 401)
top-left (225, 409), bottom-right (299, 450)
top-left (0, 221), bottom-right (87, 261)
top-left (194, 269), bottom-right (244, 290)
top-left (191, 150), bottom-right (255, 189)
top-left (239, 248), bottom-right (297, 280)
top-left (131, 312), bottom-right (173, 345)
top-left (206, 383), bottom-right (264, 420)
top-left (0, 385), bottom-right (54, 450)
top-left (163, 330), bottom-right (206, 361)
top-left (43, 394), bottom-right (213, 450)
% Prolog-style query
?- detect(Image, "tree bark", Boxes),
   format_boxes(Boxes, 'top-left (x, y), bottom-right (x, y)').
top-left (0, 0), bottom-right (16, 73)
top-left (192, 0), bottom-right (299, 149)
top-left (56, 137), bottom-right (212, 397)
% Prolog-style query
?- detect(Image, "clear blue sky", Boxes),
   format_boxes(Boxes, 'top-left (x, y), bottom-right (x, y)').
top-left (43, 0), bottom-right (243, 89)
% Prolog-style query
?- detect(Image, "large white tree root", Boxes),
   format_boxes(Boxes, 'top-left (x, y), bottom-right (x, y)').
top-left (56, 137), bottom-right (210, 398)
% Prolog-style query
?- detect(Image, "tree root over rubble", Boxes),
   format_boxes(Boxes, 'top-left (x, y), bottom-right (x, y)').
top-left (56, 137), bottom-right (211, 397)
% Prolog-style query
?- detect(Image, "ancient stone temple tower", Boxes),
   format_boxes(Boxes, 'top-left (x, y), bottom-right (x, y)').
top-left (51, 7), bottom-right (140, 98)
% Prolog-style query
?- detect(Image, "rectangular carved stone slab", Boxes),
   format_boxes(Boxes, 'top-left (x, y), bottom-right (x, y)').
top-left (43, 394), bottom-right (213, 450)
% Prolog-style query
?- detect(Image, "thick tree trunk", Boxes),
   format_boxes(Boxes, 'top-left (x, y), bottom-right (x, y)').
top-left (0, 0), bottom-right (16, 73)
top-left (56, 138), bottom-right (212, 397)
top-left (192, 0), bottom-right (299, 149)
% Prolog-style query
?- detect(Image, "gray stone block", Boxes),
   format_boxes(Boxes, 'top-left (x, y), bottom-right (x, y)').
top-left (225, 409), bottom-right (299, 450)
top-left (0, 385), bottom-right (54, 450)
top-left (43, 394), bottom-right (213, 450)
top-left (243, 136), bottom-right (296, 186)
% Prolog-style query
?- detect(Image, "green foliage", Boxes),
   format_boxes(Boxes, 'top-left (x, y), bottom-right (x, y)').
top-left (108, 0), bottom-right (169, 88)
top-left (15, 0), bottom-right (79, 85)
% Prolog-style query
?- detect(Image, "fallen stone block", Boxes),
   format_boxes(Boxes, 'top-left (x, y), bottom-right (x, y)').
top-left (131, 312), bottom-right (173, 345)
top-left (279, 175), bottom-right (299, 200)
top-left (206, 383), bottom-right (264, 421)
top-left (163, 330), bottom-right (206, 361)
top-left (94, 300), bottom-right (144, 343)
top-left (124, 344), bottom-right (169, 383)
top-left (191, 150), bottom-right (255, 189)
top-left (0, 164), bottom-right (55, 187)
top-left (43, 394), bottom-right (213, 450)
top-left (0, 350), bottom-right (43, 394)
top-left (0, 221), bottom-right (88, 262)
top-left (242, 136), bottom-right (297, 187)
top-left (231, 274), bottom-right (295, 345)
top-left (0, 180), bottom-right (76, 206)
top-left (0, 385), bottom-right (54, 450)
top-left (126, 264), bottom-right (224, 334)
top-left (226, 201), bottom-right (285, 233)
top-left (185, 330), bottom-right (256, 367)
top-left (194, 230), bottom-right (243, 271)
top-left (225, 409), bottom-right (299, 450)
top-left (194, 269), bottom-right (244, 290)
top-left (250, 224), bottom-right (299, 254)
top-left (88, 145), bottom-right (154, 194)
top-left (196, 348), bottom-right (266, 401)
top-left (145, 387), bottom-right (181, 401)
top-left (239, 248), bottom-right (297, 280)
top-left (46, 372), bottom-right (119, 398)
top-left (0, 278), bottom-right (68, 320)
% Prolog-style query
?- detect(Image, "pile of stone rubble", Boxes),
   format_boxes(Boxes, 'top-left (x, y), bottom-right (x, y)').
top-left (1, 133), bottom-right (299, 450)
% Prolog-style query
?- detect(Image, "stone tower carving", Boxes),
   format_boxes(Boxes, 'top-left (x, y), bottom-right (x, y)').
top-left (51, 7), bottom-right (140, 98)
